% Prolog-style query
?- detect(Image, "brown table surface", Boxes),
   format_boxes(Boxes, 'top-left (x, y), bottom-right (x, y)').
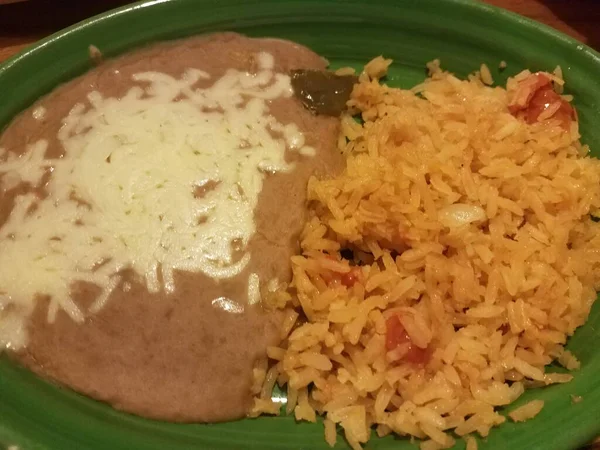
top-left (0, 0), bottom-right (599, 448)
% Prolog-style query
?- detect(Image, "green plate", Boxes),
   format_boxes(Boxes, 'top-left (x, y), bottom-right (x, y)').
top-left (1, 1), bottom-right (600, 449)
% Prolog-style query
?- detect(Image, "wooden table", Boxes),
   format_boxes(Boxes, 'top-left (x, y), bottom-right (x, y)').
top-left (0, 0), bottom-right (599, 64)
top-left (0, 0), bottom-right (599, 448)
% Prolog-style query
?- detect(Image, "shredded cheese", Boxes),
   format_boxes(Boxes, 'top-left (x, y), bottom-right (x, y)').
top-left (212, 297), bottom-right (245, 314)
top-left (32, 106), bottom-right (46, 121)
top-left (247, 273), bottom-right (261, 305)
top-left (0, 52), bottom-right (312, 349)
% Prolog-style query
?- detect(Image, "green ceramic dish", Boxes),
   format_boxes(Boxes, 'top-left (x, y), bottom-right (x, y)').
top-left (1, 1), bottom-right (600, 449)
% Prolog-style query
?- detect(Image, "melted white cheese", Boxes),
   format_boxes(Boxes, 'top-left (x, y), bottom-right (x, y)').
top-left (0, 53), bottom-right (313, 350)
top-left (212, 297), bottom-right (245, 314)
top-left (32, 106), bottom-right (46, 121)
top-left (247, 272), bottom-right (261, 305)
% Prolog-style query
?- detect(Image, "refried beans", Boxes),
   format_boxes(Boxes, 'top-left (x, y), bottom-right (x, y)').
top-left (0, 33), bottom-right (344, 422)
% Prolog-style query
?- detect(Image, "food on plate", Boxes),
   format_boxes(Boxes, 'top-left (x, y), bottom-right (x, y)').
top-left (253, 58), bottom-right (600, 449)
top-left (508, 399), bottom-right (545, 423)
top-left (1, 25), bottom-right (598, 448)
top-left (291, 69), bottom-right (358, 116)
top-left (0, 32), bottom-right (344, 422)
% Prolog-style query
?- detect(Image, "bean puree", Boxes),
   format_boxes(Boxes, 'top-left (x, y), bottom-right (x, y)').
top-left (0, 33), bottom-right (344, 422)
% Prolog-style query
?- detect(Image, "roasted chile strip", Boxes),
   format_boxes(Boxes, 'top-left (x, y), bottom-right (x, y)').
top-left (291, 69), bottom-right (358, 116)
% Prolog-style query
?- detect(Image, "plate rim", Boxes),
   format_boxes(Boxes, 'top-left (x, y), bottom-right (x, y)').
top-left (1, 1), bottom-right (600, 450)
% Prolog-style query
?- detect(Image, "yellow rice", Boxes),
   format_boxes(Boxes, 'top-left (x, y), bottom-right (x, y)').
top-left (251, 58), bottom-right (600, 449)
top-left (508, 400), bottom-right (545, 422)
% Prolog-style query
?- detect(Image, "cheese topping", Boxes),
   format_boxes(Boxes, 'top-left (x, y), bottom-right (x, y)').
top-left (0, 52), bottom-right (312, 350)
top-left (32, 106), bottom-right (46, 121)
top-left (247, 273), bottom-right (261, 306)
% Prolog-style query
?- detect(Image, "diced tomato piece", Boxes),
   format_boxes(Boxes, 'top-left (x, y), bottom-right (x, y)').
top-left (507, 72), bottom-right (575, 130)
top-left (406, 347), bottom-right (430, 365)
top-left (525, 86), bottom-right (575, 127)
top-left (341, 267), bottom-right (362, 287)
top-left (508, 73), bottom-right (551, 114)
top-left (385, 314), bottom-right (430, 365)
top-left (385, 314), bottom-right (407, 350)
top-left (320, 253), bottom-right (362, 288)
